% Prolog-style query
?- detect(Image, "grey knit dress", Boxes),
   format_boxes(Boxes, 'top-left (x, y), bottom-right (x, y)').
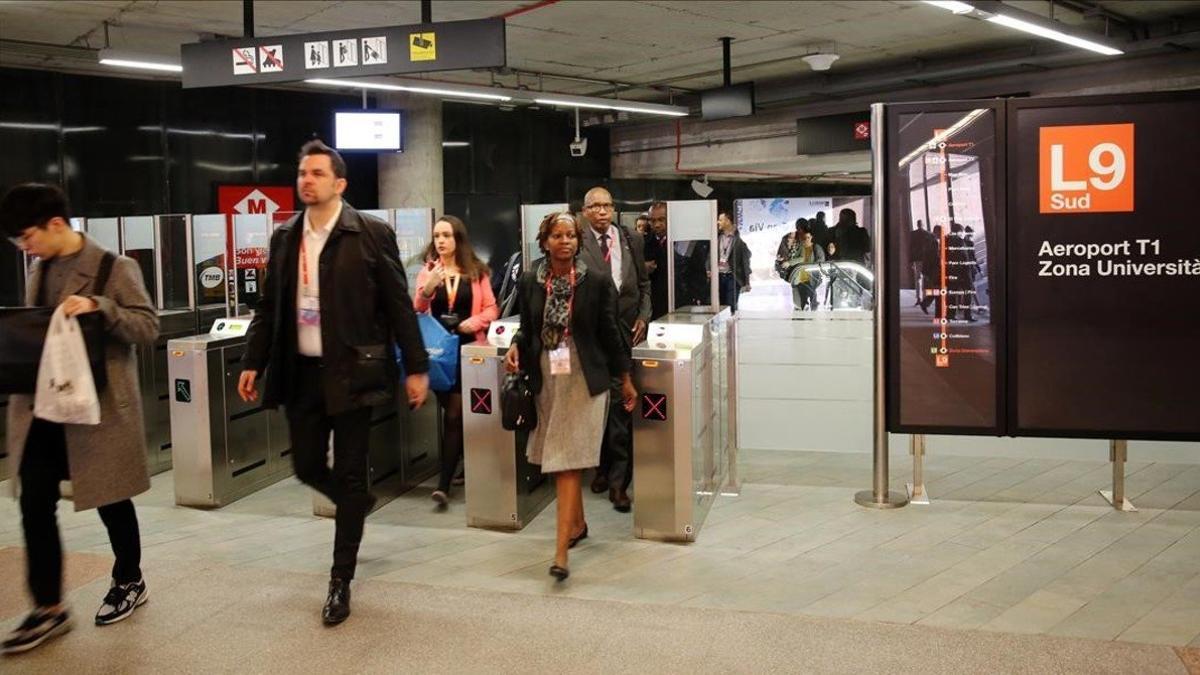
top-left (525, 338), bottom-right (608, 473)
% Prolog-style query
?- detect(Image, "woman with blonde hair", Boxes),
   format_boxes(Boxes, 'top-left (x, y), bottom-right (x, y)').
top-left (414, 215), bottom-right (498, 504)
top-left (505, 212), bottom-right (637, 580)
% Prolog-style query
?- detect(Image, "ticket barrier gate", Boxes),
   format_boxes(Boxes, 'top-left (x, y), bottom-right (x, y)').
top-left (631, 308), bottom-right (738, 542)
top-left (461, 318), bottom-right (554, 530)
top-left (168, 319), bottom-right (292, 507)
top-left (312, 391), bottom-right (441, 518)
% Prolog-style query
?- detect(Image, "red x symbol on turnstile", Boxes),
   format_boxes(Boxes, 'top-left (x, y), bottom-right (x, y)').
top-left (470, 388), bottom-right (492, 414)
top-left (642, 393), bottom-right (667, 421)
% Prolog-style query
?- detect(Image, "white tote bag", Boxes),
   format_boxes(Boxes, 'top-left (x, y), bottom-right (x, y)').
top-left (33, 305), bottom-right (101, 425)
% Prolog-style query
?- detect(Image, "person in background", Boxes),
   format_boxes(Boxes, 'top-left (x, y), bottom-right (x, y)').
top-left (634, 214), bottom-right (650, 237)
top-left (644, 201), bottom-right (670, 319)
top-left (909, 219), bottom-right (933, 310)
top-left (239, 140), bottom-right (429, 626)
top-left (786, 220), bottom-right (824, 310)
top-left (1, 183), bottom-right (159, 655)
top-left (811, 210), bottom-right (830, 253)
top-left (918, 225), bottom-right (944, 315)
top-left (827, 208), bottom-right (870, 265)
top-left (577, 187), bottom-right (650, 512)
top-left (414, 215), bottom-right (498, 505)
top-left (716, 212), bottom-right (751, 313)
top-left (504, 212), bottom-right (637, 581)
top-left (776, 217), bottom-right (808, 278)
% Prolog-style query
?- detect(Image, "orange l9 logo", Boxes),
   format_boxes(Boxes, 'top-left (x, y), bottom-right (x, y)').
top-left (1039, 123), bottom-right (1134, 214)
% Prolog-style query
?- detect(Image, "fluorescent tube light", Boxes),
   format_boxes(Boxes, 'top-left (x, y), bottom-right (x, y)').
top-left (442, 141), bottom-right (470, 147)
top-left (986, 13), bottom-right (1123, 55)
top-left (306, 78), bottom-right (512, 101)
top-left (922, 1), bottom-right (975, 14)
top-left (98, 48), bottom-right (182, 72)
top-left (534, 97), bottom-right (689, 117)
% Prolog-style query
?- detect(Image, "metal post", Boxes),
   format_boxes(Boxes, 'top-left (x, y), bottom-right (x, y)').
top-left (421, 0), bottom-right (432, 23)
top-left (720, 37), bottom-right (733, 87)
top-left (907, 434), bottom-right (930, 505)
top-left (1100, 439), bottom-right (1137, 512)
top-left (856, 102), bottom-right (907, 510)
top-left (243, 0), bottom-right (254, 38)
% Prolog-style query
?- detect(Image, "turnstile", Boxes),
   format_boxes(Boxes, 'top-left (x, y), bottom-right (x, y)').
top-left (168, 319), bottom-right (292, 507)
top-left (631, 308), bottom-right (738, 542)
top-left (312, 391), bottom-right (441, 517)
top-left (461, 318), bottom-right (553, 530)
top-left (139, 308), bottom-right (197, 475)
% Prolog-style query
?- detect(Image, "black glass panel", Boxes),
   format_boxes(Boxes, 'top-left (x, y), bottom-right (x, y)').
top-left (164, 87), bottom-right (256, 213)
top-left (61, 75), bottom-right (165, 216)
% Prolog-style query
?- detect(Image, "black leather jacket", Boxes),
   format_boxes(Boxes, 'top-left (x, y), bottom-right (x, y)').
top-left (243, 204), bottom-right (429, 415)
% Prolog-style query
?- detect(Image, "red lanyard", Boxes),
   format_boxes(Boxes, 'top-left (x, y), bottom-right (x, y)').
top-left (545, 267), bottom-right (575, 339)
top-left (300, 236), bottom-right (311, 289)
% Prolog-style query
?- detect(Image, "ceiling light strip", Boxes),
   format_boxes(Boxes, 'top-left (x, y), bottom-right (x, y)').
top-left (985, 14), bottom-right (1123, 56)
top-left (99, 58), bottom-right (183, 73)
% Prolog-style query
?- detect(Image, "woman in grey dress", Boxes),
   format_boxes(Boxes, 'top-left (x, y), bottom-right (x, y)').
top-left (505, 212), bottom-right (637, 581)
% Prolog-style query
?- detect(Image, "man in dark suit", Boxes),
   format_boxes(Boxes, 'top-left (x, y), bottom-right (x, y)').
top-left (239, 140), bottom-right (429, 626)
top-left (645, 201), bottom-right (670, 320)
top-left (577, 187), bottom-right (650, 512)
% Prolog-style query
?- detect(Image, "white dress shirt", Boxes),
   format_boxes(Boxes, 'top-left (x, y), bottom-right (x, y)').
top-left (296, 200), bottom-right (343, 357)
top-left (590, 224), bottom-right (622, 292)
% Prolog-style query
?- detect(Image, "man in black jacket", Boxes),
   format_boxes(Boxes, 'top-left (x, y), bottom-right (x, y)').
top-left (239, 140), bottom-right (429, 626)
top-left (645, 201), bottom-right (670, 319)
top-left (717, 212), bottom-right (751, 312)
top-left (577, 187), bottom-right (651, 511)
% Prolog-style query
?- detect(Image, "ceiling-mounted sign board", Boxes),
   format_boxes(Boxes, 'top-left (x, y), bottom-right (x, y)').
top-left (181, 18), bottom-right (505, 89)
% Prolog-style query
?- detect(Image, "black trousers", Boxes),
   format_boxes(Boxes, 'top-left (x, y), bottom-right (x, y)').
top-left (286, 357), bottom-right (374, 581)
top-left (436, 390), bottom-right (464, 493)
top-left (718, 272), bottom-right (739, 313)
top-left (20, 418), bottom-right (142, 607)
top-left (597, 373), bottom-right (633, 491)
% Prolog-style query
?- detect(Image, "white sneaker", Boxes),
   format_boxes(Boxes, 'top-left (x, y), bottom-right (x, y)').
top-left (2, 609), bottom-right (72, 655)
top-left (94, 579), bottom-right (149, 626)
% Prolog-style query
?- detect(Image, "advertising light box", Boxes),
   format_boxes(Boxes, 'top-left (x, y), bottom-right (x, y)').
top-left (885, 101), bottom-right (1006, 435)
top-left (1008, 92), bottom-right (1200, 440)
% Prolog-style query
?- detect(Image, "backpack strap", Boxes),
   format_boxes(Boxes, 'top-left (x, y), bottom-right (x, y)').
top-left (94, 251), bottom-right (117, 296)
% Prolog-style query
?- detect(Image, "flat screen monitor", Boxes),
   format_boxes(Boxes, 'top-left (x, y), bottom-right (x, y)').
top-left (334, 110), bottom-right (403, 152)
top-left (701, 83), bottom-right (755, 121)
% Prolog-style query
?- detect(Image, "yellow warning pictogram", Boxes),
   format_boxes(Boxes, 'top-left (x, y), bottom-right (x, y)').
top-left (409, 32), bottom-right (436, 61)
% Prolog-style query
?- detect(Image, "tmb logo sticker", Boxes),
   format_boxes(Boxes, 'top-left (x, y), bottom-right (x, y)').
top-left (1039, 123), bottom-right (1134, 214)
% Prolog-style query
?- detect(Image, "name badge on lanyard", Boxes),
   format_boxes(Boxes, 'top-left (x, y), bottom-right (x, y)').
top-left (547, 268), bottom-right (575, 376)
top-left (298, 236), bottom-right (321, 326)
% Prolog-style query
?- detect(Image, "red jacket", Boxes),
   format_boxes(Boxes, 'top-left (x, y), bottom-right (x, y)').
top-left (413, 267), bottom-right (500, 343)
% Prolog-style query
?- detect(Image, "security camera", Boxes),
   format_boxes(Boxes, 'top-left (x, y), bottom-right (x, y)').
top-left (569, 137), bottom-right (588, 157)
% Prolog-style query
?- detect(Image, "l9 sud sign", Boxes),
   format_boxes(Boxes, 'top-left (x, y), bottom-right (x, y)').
top-left (1039, 123), bottom-right (1133, 214)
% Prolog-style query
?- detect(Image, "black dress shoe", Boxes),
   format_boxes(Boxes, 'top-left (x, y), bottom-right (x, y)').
top-left (549, 564), bottom-right (569, 581)
top-left (322, 578), bottom-right (351, 626)
top-left (590, 474), bottom-right (609, 494)
top-left (568, 523), bottom-right (588, 549)
top-left (610, 487), bottom-right (631, 513)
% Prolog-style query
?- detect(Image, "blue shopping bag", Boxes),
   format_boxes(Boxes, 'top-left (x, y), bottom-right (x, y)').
top-left (416, 313), bottom-right (460, 393)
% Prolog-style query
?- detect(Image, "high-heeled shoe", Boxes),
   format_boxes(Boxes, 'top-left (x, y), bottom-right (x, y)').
top-left (568, 523), bottom-right (588, 549)
top-left (549, 564), bottom-right (569, 581)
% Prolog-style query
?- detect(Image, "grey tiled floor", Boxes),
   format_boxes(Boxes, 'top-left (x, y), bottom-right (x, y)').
top-left (1, 448), bottom-right (1198, 648)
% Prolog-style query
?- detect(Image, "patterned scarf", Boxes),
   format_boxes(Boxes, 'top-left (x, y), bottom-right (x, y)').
top-left (536, 258), bottom-right (587, 347)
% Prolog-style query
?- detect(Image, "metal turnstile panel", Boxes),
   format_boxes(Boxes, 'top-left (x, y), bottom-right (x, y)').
top-left (169, 324), bottom-right (292, 508)
top-left (462, 344), bottom-right (552, 530)
top-left (632, 308), bottom-right (735, 542)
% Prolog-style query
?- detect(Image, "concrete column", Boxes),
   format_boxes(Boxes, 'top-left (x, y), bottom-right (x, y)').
top-left (377, 92), bottom-right (443, 216)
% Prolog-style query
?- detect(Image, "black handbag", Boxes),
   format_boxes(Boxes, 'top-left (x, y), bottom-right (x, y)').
top-left (0, 308), bottom-right (108, 394)
top-left (500, 371), bottom-right (537, 431)
top-left (0, 251), bottom-right (115, 395)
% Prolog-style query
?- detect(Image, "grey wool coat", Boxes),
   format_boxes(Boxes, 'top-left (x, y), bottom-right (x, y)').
top-left (6, 235), bottom-right (159, 511)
